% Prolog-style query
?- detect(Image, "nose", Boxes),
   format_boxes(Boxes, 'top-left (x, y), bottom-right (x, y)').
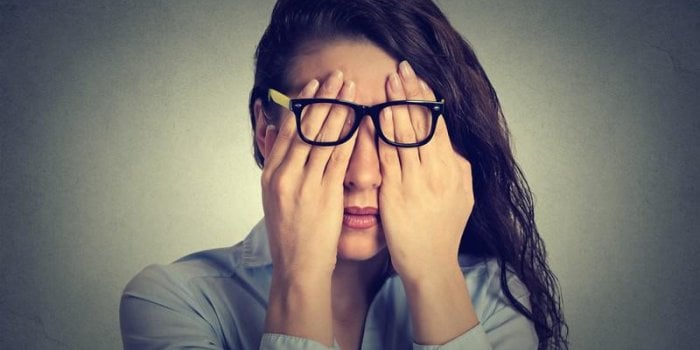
top-left (344, 117), bottom-right (381, 191)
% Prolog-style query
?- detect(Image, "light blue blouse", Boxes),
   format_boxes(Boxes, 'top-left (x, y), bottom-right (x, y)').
top-left (120, 220), bottom-right (538, 349)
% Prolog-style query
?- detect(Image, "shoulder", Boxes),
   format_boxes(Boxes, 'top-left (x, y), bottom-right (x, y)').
top-left (122, 220), bottom-right (271, 298)
top-left (458, 255), bottom-right (532, 321)
top-left (122, 246), bottom-right (236, 297)
top-left (120, 221), bottom-right (273, 348)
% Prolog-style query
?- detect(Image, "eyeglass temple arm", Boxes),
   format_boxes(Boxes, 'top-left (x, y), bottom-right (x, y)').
top-left (269, 87), bottom-right (444, 109)
top-left (267, 88), bottom-right (291, 110)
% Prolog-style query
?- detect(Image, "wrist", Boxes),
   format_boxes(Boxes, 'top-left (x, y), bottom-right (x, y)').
top-left (271, 253), bottom-right (336, 277)
top-left (396, 253), bottom-right (461, 284)
top-left (266, 270), bottom-right (334, 346)
top-left (400, 264), bottom-right (479, 345)
top-left (271, 267), bottom-right (333, 291)
top-left (400, 262), bottom-right (464, 291)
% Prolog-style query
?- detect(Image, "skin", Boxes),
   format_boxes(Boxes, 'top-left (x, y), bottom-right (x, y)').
top-left (254, 40), bottom-right (479, 349)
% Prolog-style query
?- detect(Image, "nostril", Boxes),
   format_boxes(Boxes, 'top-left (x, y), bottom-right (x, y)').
top-left (343, 173), bottom-right (382, 190)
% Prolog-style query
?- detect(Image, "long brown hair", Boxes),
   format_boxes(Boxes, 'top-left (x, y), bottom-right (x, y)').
top-left (248, 0), bottom-right (568, 348)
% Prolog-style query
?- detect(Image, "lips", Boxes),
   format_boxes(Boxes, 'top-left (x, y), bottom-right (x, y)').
top-left (343, 206), bottom-right (379, 229)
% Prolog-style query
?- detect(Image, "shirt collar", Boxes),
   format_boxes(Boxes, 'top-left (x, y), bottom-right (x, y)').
top-left (240, 218), bottom-right (273, 267)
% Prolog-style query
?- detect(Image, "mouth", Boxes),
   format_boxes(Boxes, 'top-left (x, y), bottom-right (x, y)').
top-left (343, 206), bottom-right (379, 230)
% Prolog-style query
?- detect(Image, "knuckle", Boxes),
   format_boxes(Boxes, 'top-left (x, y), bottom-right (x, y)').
top-left (279, 125), bottom-right (297, 141)
top-left (276, 118), bottom-right (297, 140)
top-left (380, 150), bottom-right (398, 165)
top-left (300, 123), bottom-right (315, 140)
top-left (404, 84), bottom-right (422, 99)
top-left (329, 148), bottom-right (348, 165)
top-left (261, 170), bottom-right (272, 187)
top-left (268, 172), bottom-right (293, 195)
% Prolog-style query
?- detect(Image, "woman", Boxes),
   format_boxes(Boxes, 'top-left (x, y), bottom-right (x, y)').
top-left (120, 0), bottom-right (568, 349)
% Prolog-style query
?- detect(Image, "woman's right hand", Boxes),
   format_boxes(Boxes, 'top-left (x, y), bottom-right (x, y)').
top-left (261, 70), bottom-right (357, 280)
top-left (262, 71), bottom-right (357, 346)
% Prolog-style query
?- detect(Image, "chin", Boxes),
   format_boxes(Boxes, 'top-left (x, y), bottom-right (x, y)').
top-left (336, 227), bottom-right (386, 261)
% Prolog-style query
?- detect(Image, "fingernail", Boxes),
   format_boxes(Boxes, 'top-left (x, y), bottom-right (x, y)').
top-left (324, 70), bottom-right (343, 91)
top-left (302, 79), bottom-right (320, 96)
top-left (399, 60), bottom-right (414, 78)
top-left (420, 80), bottom-right (429, 92)
top-left (389, 72), bottom-right (401, 90)
top-left (343, 80), bottom-right (356, 96)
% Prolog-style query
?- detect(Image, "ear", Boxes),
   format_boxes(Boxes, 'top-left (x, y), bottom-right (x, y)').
top-left (253, 99), bottom-right (271, 159)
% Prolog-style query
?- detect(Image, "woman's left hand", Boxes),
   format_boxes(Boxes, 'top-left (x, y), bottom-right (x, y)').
top-left (378, 61), bottom-right (475, 284)
top-left (378, 61), bottom-right (479, 344)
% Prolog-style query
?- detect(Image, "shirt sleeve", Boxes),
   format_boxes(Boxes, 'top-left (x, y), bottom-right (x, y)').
top-left (413, 268), bottom-right (539, 350)
top-left (411, 293), bottom-right (538, 350)
top-left (260, 334), bottom-right (340, 350)
top-left (121, 266), bottom-right (343, 350)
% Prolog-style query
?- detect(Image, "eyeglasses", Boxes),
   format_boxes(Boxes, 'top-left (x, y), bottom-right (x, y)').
top-left (267, 88), bottom-right (445, 147)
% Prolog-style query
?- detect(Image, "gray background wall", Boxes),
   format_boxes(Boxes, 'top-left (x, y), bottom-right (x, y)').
top-left (1, 0), bottom-right (698, 349)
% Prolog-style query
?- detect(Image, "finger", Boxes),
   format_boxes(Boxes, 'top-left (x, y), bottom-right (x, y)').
top-left (263, 79), bottom-right (319, 178)
top-left (323, 125), bottom-right (358, 184)
top-left (421, 116), bottom-right (457, 172)
top-left (307, 80), bottom-right (356, 179)
top-left (419, 78), bottom-right (437, 101)
top-left (399, 61), bottom-right (430, 138)
top-left (286, 70), bottom-right (344, 166)
top-left (404, 75), bottom-right (431, 143)
top-left (399, 61), bottom-right (436, 161)
top-left (262, 111), bottom-right (297, 178)
top-left (260, 124), bottom-right (279, 187)
top-left (417, 78), bottom-right (439, 144)
top-left (416, 78), bottom-right (452, 163)
top-left (298, 70), bottom-right (344, 143)
top-left (386, 71), bottom-right (420, 170)
top-left (377, 105), bottom-right (401, 183)
top-left (264, 124), bottom-right (278, 158)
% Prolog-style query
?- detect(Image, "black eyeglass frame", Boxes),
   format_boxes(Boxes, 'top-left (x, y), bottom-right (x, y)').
top-left (267, 88), bottom-right (445, 147)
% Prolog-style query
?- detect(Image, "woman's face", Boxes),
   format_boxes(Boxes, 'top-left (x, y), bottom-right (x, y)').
top-left (278, 40), bottom-right (401, 262)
